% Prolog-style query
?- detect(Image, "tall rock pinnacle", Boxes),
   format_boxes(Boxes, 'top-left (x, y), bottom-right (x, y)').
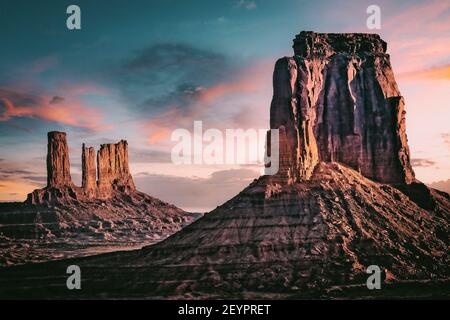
top-left (270, 31), bottom-right (415, 184)
top-left (81, 144), bottom-right (96, 194)
top-left (46, 131), bottom-right (73, 187)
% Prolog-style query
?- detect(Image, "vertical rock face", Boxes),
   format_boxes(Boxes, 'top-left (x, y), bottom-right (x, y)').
top-left (46, 131), bottom-right (73, 187)
top-left (270, 31), bottom-right (415, 184)
top-left (27, 133), bottom-right (136, 204)
top-left (97, 143), bottom-right (116, 192)
top-left (97, 140), bottom-right (135, 193)
top-left (81, 144), bottom-right (96, 193)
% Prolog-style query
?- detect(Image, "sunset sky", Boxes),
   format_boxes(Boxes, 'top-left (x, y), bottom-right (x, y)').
top-left (0, 0), bottom-right (449, 211)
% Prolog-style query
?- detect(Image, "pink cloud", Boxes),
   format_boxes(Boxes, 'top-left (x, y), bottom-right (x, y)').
top-left (144, 60), bottom-right (272, 145)
top-left (145, 107), bottom-right (180, 144)
top-left (0, 88), bottom-right (111, 132)
top-left (398, 64), bottom-right (450, 80)
top-left (195, 73), bottom-right (259, 104)
top-left (383, 1), bottom-right (450, 35)
top-left (381, 0), bottom-right (450, 74)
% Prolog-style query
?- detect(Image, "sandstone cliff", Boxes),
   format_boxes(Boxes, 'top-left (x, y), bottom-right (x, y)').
top-left (270, 32), bottom-right (415, 184)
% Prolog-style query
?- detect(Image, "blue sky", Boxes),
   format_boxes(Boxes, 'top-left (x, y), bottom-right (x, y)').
top-left (1, 0), bottom-right (449, 210)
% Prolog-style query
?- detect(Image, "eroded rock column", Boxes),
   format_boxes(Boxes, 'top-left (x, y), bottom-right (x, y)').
top-left (270, 56), bottom-right (319, 183)
top-left (97, 140), bottom-right (135, 194)
top-left (82, 144), bottom-right (96, 194)
top-left (46, 131), bottom-right (72, 188)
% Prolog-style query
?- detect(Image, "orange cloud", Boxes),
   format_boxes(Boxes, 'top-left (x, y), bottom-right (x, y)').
top-left (196, 77), bottom-right (259, 104)
top-left (398, 64), bottom-right (450, 81)
top-left (145, 107), bottom-right (185, 145)
top-left (0, 89), bottom-right (111, 131)
top-left (148, 127), bottom-right (172, 144)
top-left (0, 179), bottom-right (40, 202)
top-left (380, 0), bottom-right (450, 75)
top-left (384, 1), bottom-right (450, 35)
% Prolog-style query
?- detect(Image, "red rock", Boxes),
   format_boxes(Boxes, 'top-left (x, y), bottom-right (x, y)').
top-left (46, 131), bottom-right (73, 187)
top-left (14, 133), bottom-right (198, 265)
top-left (27, 132), bottom-right (78, 204)
top-left (81, 143), bottom-right (96, 194)
top-left (28, 134), bottom-right (137, 204)
top-left (97, 140), bottom-right (135, 195)
top-left (270, 31), bottom-right (415, 184)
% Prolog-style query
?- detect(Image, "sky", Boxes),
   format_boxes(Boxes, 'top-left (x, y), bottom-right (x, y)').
top-left (0, 0), bottom-right (449, 211)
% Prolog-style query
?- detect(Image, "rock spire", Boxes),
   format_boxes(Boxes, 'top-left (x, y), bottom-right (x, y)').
top-left (27, 133), bottom-right (135, 204)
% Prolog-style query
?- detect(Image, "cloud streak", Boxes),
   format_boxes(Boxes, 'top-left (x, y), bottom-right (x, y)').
top-left (383, 0), bottom-right (450, 74)
top-left (31, 56), bottom-right (58, 74)
top-left (0, 160), bottom-right (46, 201)
top-left (143, 59), bottom-right (272, 144)
top-left (398, 64), bottom-right (450, 81)
top-left (0, 88), bottom-right (111, 132)
top-left (411, 158), bottom-right (437, 168)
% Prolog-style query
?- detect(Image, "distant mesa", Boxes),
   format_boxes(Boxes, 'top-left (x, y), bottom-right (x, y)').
top-left (27, 131), bottom-right (136, 204)
top-left (1, 131), bottom-right (199, 266)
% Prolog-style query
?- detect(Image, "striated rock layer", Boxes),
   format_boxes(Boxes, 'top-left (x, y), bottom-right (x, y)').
top-left (271, 31), bottom-right (414, 184)
top-left (0, 191), bottom-right (200, 266)
top-left (0, 163), bottom-right (448, 298)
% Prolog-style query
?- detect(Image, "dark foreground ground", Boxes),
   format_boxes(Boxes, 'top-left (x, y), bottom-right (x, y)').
top-left (0, 250), bottom-right (448, 299)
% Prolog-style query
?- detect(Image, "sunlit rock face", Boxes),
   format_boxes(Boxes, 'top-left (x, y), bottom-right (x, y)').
top-left (270, 31), bottom-right (415, 184)
top-left (82, 144), bottom-right (97, 196)
top-left (28, 131), bottom-right (79, 204)
top-left (97, 140), bottom-right (136, 196)
top-left (27, 134), bottom-right (136, 204)
top-left (46, 131), bottom-right (73, 188)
